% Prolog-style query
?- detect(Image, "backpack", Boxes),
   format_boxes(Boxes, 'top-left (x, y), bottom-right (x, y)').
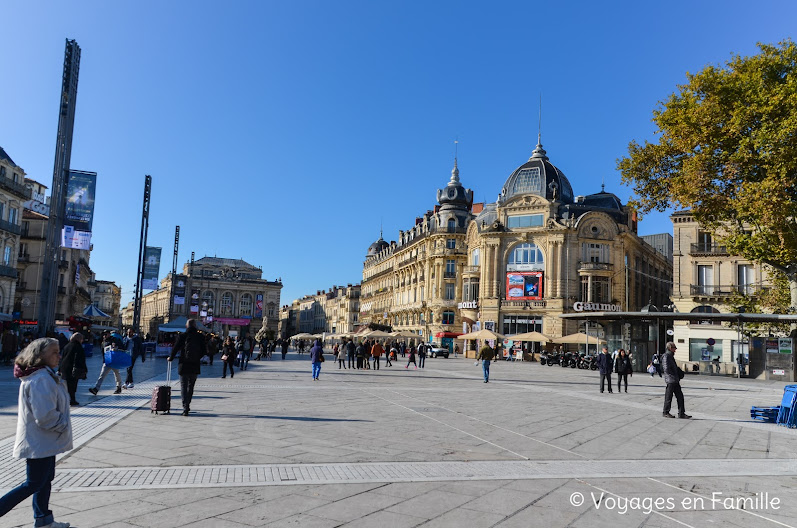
top-left (243, 339), bottom-right (251, 352)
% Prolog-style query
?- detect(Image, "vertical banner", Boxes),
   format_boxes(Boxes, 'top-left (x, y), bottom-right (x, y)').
top-left (64, 170), bottom-right (97, 232)
top-left (142, 247), bottom-right (162, 290)
top-left (255, 294), bottom-right (263, 318)
top-left (173, 275), bottom-right (186, 305)
top-left (75, 262), bottom-right (80, 285)
top-left (190, 288), bottom-right (200, 314)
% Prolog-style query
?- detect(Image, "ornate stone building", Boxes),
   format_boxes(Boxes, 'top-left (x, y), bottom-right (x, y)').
top-left (91, 280), bottom-right (122, 326)
top-left (464, 139), bottom-right (672, 357)
top-left (0, 147), bottom-right (29, 320)
top-left (360, 159), bottom-right (474, 347)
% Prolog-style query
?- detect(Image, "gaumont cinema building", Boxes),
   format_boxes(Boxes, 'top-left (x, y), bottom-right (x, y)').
top-left (360, 138), bottom-right (672, 363)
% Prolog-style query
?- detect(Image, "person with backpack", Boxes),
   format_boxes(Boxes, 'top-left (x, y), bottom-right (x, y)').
top-left (89, 331), bottom-right (123, 396)
top-left (167, 319), bottom-right (204, 416)
top-left (651, 351), bottom-right (663, 377)
top-left (238, 335), bottom-right (252, 371)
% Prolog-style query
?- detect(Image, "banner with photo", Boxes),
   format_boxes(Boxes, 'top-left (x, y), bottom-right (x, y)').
top-left (255, 294), bottom-right (263, 318)
top-left (142, 247), bottom-right (162, 290)
top-left (61, 225), bottom-right (91, 250)
top-left (190, 289), bottom-right (200, 313)
top-left (505, 271), bottom-right (544, 300)
top-left (64, 170), bottom-right (97, 232)
top-left (173, 275), bottom-right (186, 305)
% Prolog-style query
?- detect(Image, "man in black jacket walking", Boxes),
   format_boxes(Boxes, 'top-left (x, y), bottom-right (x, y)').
top-left (662, 342), bottom-right (691, 419)
top-left (597, 346), bottom-right (613, 393)
top-left (167, 319), bottom-right (204, 416)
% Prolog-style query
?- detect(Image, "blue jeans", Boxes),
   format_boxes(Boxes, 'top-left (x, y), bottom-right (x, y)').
top-left (482, 360), bottom-right (490, 381)
top-left (312, 361), bottom-right (321, 379)
top-left (0, 456), bottom-right (56, 526)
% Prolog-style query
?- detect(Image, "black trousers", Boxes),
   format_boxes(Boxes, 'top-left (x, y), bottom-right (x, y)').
top-left (418, 355), bottom-right (425, 368)
top-left (356, 357), bottom-right (363, 369)
top-left (65, 376), bottom-right (78, 404)
top-left (222, 360), bottom-right (235, 377)
top-left (385, 355), bottom-right (392, 366)
top-left (617, 373), bottom-right (629, 391)
top-left (348, 355), bottom-right (355, 368)
top-left (338, 359), bottom-right (347, 369)
top-left (664, 382), bottom-right (685, 415)
top-left (600, 373), bottom-right (612, 392)
top-left (373, 357), bottom-right (380, 370)
top-left (180, 373), bottom-right (198, 410)
top-left (125, 351), bottom-right (146, 384)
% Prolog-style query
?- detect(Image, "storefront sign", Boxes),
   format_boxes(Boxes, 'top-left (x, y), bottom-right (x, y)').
top-left (766, 339), bottom-right (779, 354)
top-left (458, 301), bottom-right (478, 309)
top-left (24, 199), bottom-right (49, 216)
top-left (778, 338), bottom-right (792, 354)
top-left (573, 302), bottom-right (622, 312)
top-left (216, 317), bottom-right (251, 326)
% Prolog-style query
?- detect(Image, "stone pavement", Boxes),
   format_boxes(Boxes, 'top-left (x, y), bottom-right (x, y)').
top-left (1, 349), bottom-right (796, 527)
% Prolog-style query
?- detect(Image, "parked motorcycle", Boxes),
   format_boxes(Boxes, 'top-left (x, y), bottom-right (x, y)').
top-left (546, 350), bottom-right (561, 366)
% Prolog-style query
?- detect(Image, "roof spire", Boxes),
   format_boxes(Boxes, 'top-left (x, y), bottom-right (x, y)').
top-left (530, 94), bottom-right (548, 161)
top-left (450, 138), bottom-right (460, 183)
top-left (601, 175), bottom-right (605, 193)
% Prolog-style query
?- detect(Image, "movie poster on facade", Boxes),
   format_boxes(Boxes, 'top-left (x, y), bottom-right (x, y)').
top-left (142, 247), bottom-right (162, 290)
top-left (173, 275), bottom-right (186, 305)
top-left (505, 271), bottom-right (543, 300)
top-left (64, 170), bottom-right (97, 232)
top-left (255, 294), bottom-right (263, 318)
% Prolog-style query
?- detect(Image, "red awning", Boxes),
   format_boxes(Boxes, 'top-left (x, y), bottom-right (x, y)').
top-left (435, 332), bottom-right (463, 338)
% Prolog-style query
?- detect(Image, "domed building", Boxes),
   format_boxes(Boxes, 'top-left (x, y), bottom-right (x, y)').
top-left (461, 139), bottom-right (672, 366)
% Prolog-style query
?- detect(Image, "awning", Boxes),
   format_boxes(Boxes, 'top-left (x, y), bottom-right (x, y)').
top-left (83, 304), bottom-right (111, 318)
top-left (435, 332), bottom-right (463, 338)
top-left (158, 316), bottom-right (210, 333)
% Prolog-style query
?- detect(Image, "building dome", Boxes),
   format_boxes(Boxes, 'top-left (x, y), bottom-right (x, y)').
top-left (499, 139), bottom-right (574, 204)
top-left (437, 159), bottom-right (473, 211)
top-left (581, 189), bottom-right (623, 210)
top-left (366, 235), bottom-right (390, 257)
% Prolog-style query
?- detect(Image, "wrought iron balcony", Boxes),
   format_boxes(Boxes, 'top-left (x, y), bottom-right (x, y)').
top-left (690, 284), bottom-right (764, 296)
top-left (0, 265), bottom-right (17, 278)
top-left (0, 218), bottom-right (21, 236)
top-left (0, 177), bottom-right (31, 199)
top-left (689, 243), bottom-right (728, 255)
top-left (578, 261), bottom-right (613, 271)
top-left (443, 271), bottom-right (457, 278)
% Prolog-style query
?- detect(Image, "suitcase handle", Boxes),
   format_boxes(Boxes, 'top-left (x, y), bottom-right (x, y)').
top-left (166, 361), bottom-right (172, 384)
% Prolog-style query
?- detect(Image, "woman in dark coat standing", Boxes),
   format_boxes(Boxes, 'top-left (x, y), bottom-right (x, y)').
top-left (221, 336), bottom-right (235, 379)
top-left (614, 349), bottom-right (632, 393)
top-left (59, 333), bottom-right (87, 406)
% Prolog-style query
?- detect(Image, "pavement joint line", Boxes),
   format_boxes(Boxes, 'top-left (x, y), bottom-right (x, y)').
top-left (0, 458), bottom-right (783, 493)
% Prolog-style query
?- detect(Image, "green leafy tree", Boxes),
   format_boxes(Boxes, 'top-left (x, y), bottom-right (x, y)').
top-left (618, 40), bottom-right (797, 322)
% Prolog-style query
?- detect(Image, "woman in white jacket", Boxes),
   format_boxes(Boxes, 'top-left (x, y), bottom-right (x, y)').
top-left (0, 338), bottom-right (73, 528)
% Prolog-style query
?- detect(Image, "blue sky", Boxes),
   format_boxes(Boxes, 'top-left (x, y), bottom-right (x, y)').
top-left (2, 1), bottom-right (795, 309)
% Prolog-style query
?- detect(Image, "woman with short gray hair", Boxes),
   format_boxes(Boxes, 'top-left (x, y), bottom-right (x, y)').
top-left (0, 337), bottom-right (73, 528)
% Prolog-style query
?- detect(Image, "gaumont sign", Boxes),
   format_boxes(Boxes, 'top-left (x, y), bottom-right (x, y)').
top-left (573, 302), bottom-right (622, 312)
top-left (458, 301), bottom-right (478, 309)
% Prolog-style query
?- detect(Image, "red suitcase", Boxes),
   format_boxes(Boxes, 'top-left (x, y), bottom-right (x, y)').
top-left (150, 364), bottom-right (172, 414)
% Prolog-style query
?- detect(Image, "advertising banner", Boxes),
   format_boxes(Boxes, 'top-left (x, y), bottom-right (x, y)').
top-left (190, 289), bottom-right (200, 313)
top-left (173, 275), bottom-right (186, 305)
top-left (255, 294), bottom-right (263, 318)
top-left (216, 317), bottom-right (251, 326)
top-left (506, 271), bottom-right (544, 300)
top-left (142, 247), bottom-right (162, 290)
top-left (61, 226), bottom-right (91, 250)
top-left (65, 170), bottom-right (97, 232)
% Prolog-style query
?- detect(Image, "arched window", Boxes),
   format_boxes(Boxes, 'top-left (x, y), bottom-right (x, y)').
top-left (447, 218), bottom-right (456, 233)
top-left (239, 293), bottom-right (253, 317)
top-left (221, 292), bottom-right (233, 315)
top-left (691, 305), bottom-right (720, 325)
top-left (507, 243), bottom-right (544, 270)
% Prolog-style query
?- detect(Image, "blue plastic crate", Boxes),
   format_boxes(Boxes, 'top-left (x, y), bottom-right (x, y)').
top-left (751, 406), bottom-right (780, 422)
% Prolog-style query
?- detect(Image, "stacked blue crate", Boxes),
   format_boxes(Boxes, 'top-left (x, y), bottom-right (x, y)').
top-left (776, 385), bottom-right (797, 428)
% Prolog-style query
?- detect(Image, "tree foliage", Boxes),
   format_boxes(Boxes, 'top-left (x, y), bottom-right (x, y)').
top-left (618, 39), bottom-right (797, 309)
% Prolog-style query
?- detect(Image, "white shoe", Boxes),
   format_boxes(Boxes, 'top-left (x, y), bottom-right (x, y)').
top-left (39, 521), bottom-right (71, 528)
top-left (126, 383), bottom-right (134, 389)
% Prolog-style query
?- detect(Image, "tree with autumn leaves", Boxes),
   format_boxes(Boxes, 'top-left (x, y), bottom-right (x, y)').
top-left (618, 40), bottom-right (797, 325)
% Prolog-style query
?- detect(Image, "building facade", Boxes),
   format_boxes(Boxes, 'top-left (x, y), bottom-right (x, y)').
top-left (360, 160), bottom-right (474, 347)
top-left (670, 211), bottom-right (772, 367)
top-left (124, 257), bottom-right (282, 338)
top-left (463, 140), bottom-right (672, 358)
top-left (0, 147), bottom-right (30, 320)
top-left (91, 280), bottom-right (122, 326)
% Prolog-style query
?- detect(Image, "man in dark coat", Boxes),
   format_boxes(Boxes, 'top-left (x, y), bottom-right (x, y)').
top-left (596, 346), bottom-right (613, 393)
top-left (168, 319), bottom-right (204, 416)
top-left (1, 329), bottom-right (18, 365)
top-left (123, 328), bottom-right (144, 389)
top-left (662, 341), bottom-right (691, 419)
top-left (59, 332), bottom-right (87, 406)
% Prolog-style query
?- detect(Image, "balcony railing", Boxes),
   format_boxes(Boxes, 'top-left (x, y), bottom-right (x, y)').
top-left (463, 265), bottom-right (480, 274)
top-left (17, 253), bottom-right (30, 263)
top-left (443, 271), bottom-right (457, 278)
top-left (0, 265), bottom-right (17, 279)
top-left (0, 218), bottom-right (21, 236)
top-left (690, 284), bottom-right (764, 296)
top-left (579, 262), bottom-right (613, 271)
top-left (0, 177), bottom-right (31, 199)
top-left (690, 243), bottom-right (728, 255)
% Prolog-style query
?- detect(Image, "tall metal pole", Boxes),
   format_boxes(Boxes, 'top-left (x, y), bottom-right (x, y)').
top-left (132, 175), bottom-right (152, 332)
top-left (168, 226), bottom-right (179, 323)
top-left (38, 39), bottom-right (81, 337)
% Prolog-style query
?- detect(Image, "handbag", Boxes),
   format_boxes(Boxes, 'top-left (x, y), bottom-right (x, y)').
top-left (104, 348), bottom-right (132, 369)
top-left (71, 367), bottom-right (88, 380)
top-left (319, 353), bottom-right (325, 363)
top-left (221, 354), bottom-right (229, 362)
top-left (647, 364), bottom-right (656, 375)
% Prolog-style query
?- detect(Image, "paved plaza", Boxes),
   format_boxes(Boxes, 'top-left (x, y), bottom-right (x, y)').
top-left (1, 348), bottom-right (796, 527)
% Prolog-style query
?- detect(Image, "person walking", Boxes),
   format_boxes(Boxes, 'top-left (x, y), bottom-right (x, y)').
top-left (405, 345), bottom-right (417, 369)
top-left (88, 332), bottom-right (123, 396)
top-left (477, 342), bottom-right (495, 382)
top-left (0, 338), bottom-right (73, 528)
top-left (280, 339), bottom-right (288, 360)
top-left (662, 342), bottom-right (691, 419)
top-left (371, 341), bottom-right (384, 370)
top-left (651, 351), bottom-right (663, 377)
top-left (453, 344), bottom-right (460, 358)
top-left (167, 319), bottom-right (204, 416)
top-left (1, 328), bottom-right (18, 365)
top-left (387, 345), bottom-right (396, 367)
top-left (614, 348), bottom-right (632, 393)
top-left (336, 342), bottom-right (347, 369)
top-left (346, 339), bottom-right (356, 369)
top-left (417, 343), bottom-right (426, 368)
top-left (400, 341), bottom-right (406, 358)
top-left (221, 336), bottom-right (235, 379)
top-left (310, 339), bottom-right (324, 380)
top-left (206, 334), bottom-right (220, 366)
top-left (122, 328), bottom-right (144, 389)
top-left (597, 346), bottom-right (613, 393)
top-left (58, 332), bottom-right (86, 407)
